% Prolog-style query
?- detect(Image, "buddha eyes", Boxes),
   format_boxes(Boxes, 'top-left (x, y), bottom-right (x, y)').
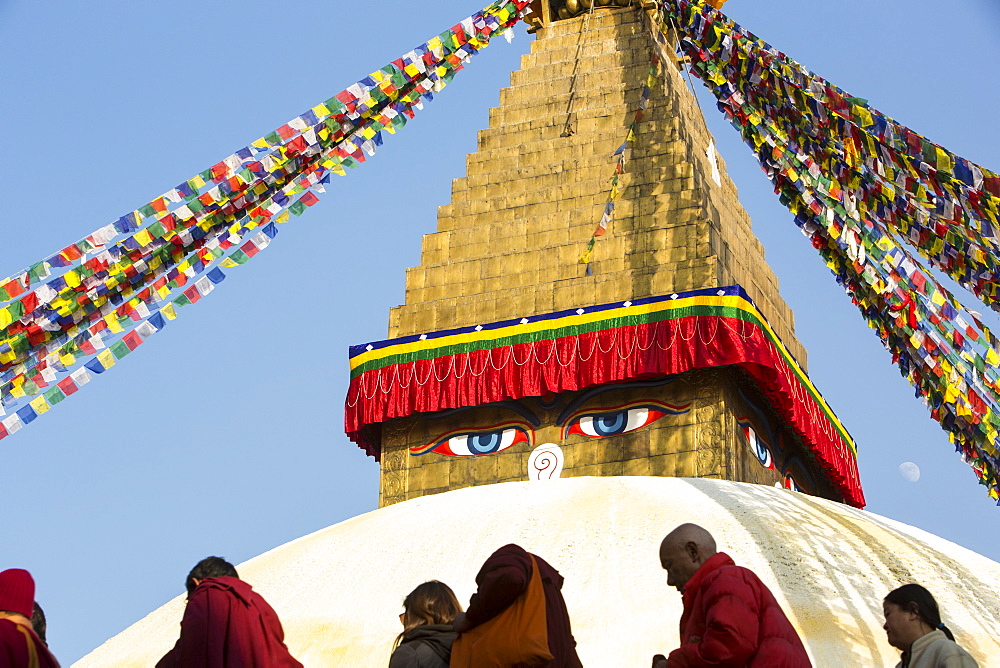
top-left (565, 402), bottom-right (686, 439)
top-left (417, 424), bottom-right (531, 457)
top-left (741, 423), bottom-right (774, 470)
top-left (416, 401), bottom-right (690, 458)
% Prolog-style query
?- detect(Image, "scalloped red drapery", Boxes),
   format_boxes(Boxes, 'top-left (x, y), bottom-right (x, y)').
top-left (346, 286), bottom-right (864, 507)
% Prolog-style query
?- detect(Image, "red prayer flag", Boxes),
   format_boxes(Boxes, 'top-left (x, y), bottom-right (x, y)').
top-left (21, 292), bottom-right (38, 315)
top-left (57, 377), bottom-right (79, 396)
top-left (2, 280), bottom-right (25, 299)
top-left (299, 192), bottom-right (320, 207)
top-left (241, 241), bottom-right (260, 258)
top-left (183, 285), bottom-right (202, 304)
top-left (122, 330), bottom-right (143, 351)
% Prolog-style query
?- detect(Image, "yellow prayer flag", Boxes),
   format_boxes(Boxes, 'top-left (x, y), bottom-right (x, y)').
top-left (162, 303), bottom-right (178, 321)
top-left (134, 229), bottom-right (154, 247)
top-left (986, 348), bottom-right (1000, 366)
top-left (579, 249), bottom-right (592, 264)
top-left (252, 138), bottom-right (269, 150)
top-left (935, 146), bottom-right (953, 173)
top-left (60, 352), bottom-right (75, 367)
top-left (312, 103), bottom-right (331, 118)
top-left (104, 315), bottom-right (123, 333)
top-left (97, 349), bottom-right (116, 370)
top-left (276, 211), bottom-right (291, 223)
top-left (30, 396), bottom-right (50, 414)
top-left (853, 105), bottom-right (874, 127)
top-left (63, 270), bottom-right (81, 288)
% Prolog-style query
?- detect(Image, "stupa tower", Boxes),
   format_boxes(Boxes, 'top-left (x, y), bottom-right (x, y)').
top-left (346, 3), bottom-right (864, 509)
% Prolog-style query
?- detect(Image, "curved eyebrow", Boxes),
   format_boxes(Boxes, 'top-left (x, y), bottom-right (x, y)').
top-left (556, 377), bottom-right (677, 425)
top-left (428, 399), bottom-right (541, 427)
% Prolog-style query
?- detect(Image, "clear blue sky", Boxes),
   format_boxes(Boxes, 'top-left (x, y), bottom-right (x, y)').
top-left (1, 1), bottom-right (997, 663)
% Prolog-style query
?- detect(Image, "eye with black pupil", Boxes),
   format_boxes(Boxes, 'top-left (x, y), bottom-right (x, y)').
top-left (593, 411), bottom-right (627, 436)
top-left (469, 431), bottom-right (504, 454)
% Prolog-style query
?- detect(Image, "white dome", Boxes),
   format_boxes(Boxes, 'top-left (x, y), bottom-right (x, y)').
top-left (77, 477), bottom-right (998, 666)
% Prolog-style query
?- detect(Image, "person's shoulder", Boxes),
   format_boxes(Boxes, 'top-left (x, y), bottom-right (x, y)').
top-left (926, 633), bottom-right (977, 660)
top-left (388, 641), bottom-right (420, 667)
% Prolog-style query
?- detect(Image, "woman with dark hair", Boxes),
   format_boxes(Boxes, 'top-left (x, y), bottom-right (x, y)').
top-left (883, 584), bottom-right (978, 667)
top-left (389, 581), bottom-right (462, 668)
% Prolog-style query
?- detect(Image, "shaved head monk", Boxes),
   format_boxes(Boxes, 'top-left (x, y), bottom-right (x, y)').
top-left (652, 524), bottom-right (812, 668)
top-left (157, 556), bottom-right (302, 668)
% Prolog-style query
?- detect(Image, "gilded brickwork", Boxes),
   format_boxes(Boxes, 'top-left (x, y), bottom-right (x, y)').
top-left (377, 8), bottom-right (833, 506)
top-left (389, 8), bottom-right (803, 366)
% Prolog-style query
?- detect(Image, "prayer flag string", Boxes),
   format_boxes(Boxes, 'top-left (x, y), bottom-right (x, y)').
top-left (0, 0), bottom-right (533, 439)
top-left (658, 0), bottom-right (1000, 502)
top-left (579, 54), bottom-right (662, 271)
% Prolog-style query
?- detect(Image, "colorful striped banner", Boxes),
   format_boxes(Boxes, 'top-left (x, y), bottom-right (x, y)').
top-left (346, 285), bottom-right (864, 507)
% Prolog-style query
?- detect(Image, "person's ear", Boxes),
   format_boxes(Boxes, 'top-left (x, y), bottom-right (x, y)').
top-left (685, 541), bottom-right (699, 562)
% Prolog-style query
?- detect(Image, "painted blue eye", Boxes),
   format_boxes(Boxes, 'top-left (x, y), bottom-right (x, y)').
top-left (569, 407), bottom-right (668, 438)
top-left (420, 426), bottom-right (530, 457)
top-left (740, 421), bottom-right (774, 470)
top-left (591, 411), bottom-right (627, 435)
top-left (468, 431), bottom-right (505, 454)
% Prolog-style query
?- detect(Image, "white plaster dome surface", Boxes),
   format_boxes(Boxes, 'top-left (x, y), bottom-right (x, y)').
top-left (77, 477), bottom-right (998, 666)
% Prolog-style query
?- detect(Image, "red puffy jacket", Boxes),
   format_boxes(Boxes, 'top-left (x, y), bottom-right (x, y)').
top-left (667, 552), bottom-right (811, 667)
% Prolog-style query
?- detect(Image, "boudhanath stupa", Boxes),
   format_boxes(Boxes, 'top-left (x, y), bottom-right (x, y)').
top-left (79, 2), bottom-right (999, 665)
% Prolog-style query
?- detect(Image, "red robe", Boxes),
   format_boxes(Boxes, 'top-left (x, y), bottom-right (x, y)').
top-left (156, 576), bottom-right (302, 668)
top-left (667, 552), bottom-right (811, 667)
top-left (464, 544), bottom-right (582, 668)
top-left (0, 618), bottom-right (60, 668)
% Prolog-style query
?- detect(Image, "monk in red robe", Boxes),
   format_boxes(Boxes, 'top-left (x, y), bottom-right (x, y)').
top-left (157, 556), bottom-right (301, 668)
top-left (0, 568), bottom-right (60, 667)
top-left (455, 544), bottom-right (582, 667)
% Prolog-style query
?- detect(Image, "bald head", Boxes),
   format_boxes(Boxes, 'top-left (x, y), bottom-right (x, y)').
top-left (659, 524), bottom-right (717, 592)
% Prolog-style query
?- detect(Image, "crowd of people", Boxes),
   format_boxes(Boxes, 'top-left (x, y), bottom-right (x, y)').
top-left (0, 523), bottom-right (982, 667)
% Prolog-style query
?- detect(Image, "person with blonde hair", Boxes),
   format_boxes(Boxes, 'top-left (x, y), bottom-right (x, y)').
top-left (389, 581), bottom-right (462, 668)
top-left (883, 584), bottom-right (978, 667)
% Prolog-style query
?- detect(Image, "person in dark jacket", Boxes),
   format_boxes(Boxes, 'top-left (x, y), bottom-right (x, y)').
top-left (454, 544), bottom-right (582, 668)
top-left (157, 556), bottom-right (302, 668)
top-left (388, 580), bottom-right (461, 668)
top-left (653, 524), bottom-right (811, 668)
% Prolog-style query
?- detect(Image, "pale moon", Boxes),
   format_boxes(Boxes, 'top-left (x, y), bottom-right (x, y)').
top-left (898, 462), bottom-right (921, 483)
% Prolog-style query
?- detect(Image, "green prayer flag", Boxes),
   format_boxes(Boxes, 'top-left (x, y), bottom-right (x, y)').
top-left (148, 221), bottom-right (167, 238)
top-left (289, 201), bottom-right (307, 216)
top-left (44, 387), bottom-right (66, 405)
top-left (6, 301), bottom-right (25, 322)
top-left (27, 262), bottom-right (48, 281)
top-left (110, 340), bottom-right (131, 360)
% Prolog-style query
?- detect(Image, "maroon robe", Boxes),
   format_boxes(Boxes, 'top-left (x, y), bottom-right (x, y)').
top-left (0, 618), bottom-right (59, 668)
top-left (156, 576), bottom-right (302, 668)
top-left (464, 544), bottom-right (582, 668)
